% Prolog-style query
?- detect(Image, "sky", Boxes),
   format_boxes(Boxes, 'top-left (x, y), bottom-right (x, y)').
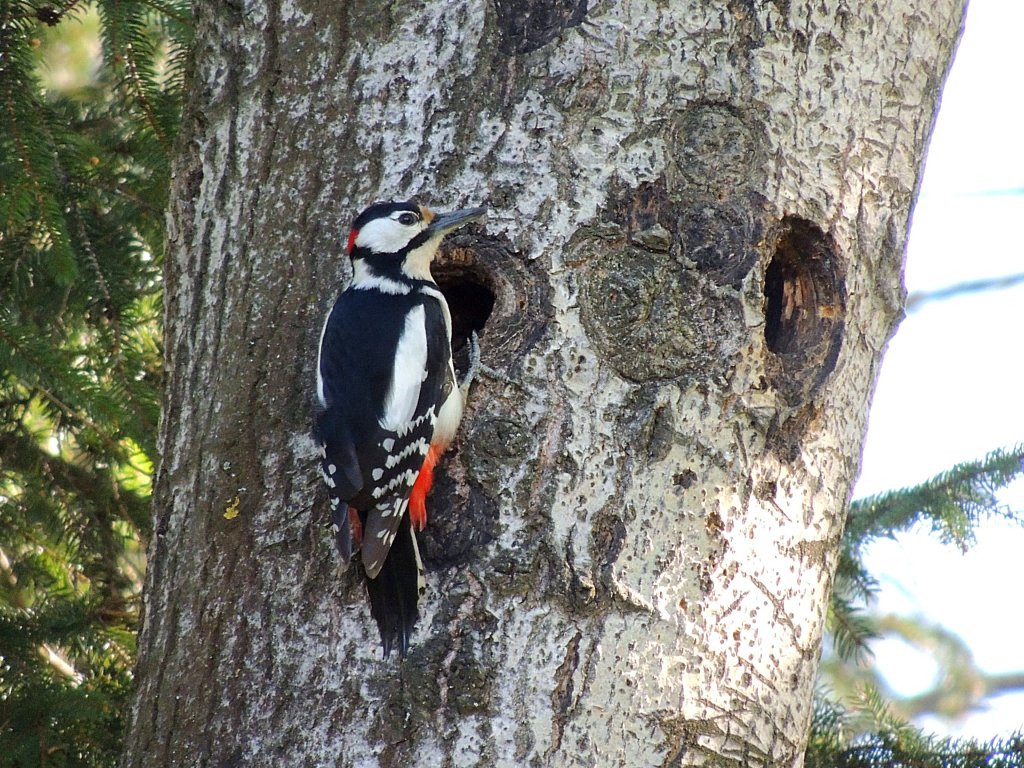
top-left (853, 0), bottom-right (1024, 739)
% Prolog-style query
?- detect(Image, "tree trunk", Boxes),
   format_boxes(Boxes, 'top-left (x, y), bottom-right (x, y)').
top-left (123, 1), bottom-right (965, 766)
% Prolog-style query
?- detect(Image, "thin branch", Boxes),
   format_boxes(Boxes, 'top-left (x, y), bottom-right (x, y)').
top-left (907, 273), bottom-right (1024, 312)
top-left (899, 671), bottom-right (1024, 720)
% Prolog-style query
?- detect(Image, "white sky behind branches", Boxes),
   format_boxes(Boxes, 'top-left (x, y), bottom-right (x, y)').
top-left (854, 0), bottom-right (1024, 738)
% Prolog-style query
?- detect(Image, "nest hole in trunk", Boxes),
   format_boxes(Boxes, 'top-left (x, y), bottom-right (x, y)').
top-left (433, 263), bottom-right (496, 380)
top-left (763, 216), bottom-right (845, 405)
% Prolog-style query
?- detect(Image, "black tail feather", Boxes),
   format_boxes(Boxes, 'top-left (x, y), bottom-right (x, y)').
top-left (330, 499), bottom-right (352, 563)
top-left (364, 514), bottom-right (423, 658)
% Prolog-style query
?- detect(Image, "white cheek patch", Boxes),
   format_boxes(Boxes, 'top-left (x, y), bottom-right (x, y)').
top-left (355, 215), bottom-right (425, 254)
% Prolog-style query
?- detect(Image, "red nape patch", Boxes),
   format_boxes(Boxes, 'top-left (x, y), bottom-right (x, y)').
top-left (409, 444), bottom-right (445, 531)
top-left (346, 228), bottom-right (359, 254)
top-left (349, 507), bottom-right (363, 546)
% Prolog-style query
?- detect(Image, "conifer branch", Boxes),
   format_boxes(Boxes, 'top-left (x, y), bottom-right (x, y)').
top-left (0, 2), bottom-right (180, 758)
top-left (135, 0), bottom-right (190, 26)
top-left (847, 445), bottom-right (1024, 548)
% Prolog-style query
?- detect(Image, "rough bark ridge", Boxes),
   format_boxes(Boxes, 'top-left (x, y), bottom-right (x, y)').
top-left (124, 1), bottom-right (965, 766)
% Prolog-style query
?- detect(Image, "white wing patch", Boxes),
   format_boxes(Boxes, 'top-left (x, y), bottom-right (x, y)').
top-left (315, 310), bottom-right (332, 407)
top-left (418, 285), bottom-right (452, 339)
top-left (379, 305), bottom-right (427, 432)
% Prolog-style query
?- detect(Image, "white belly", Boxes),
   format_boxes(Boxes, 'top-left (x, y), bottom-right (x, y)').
top-left (433, 363), bottom-right (464, 447)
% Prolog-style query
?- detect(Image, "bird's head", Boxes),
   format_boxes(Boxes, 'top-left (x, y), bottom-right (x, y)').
top-left (347, 201), bottom-right (485, 286)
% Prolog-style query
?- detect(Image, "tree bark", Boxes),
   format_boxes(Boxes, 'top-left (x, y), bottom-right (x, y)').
top-left (123, 1), bottom-right (965, 766)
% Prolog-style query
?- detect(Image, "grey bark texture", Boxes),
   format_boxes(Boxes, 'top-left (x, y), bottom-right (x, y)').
top-left (123, 1), bottom-right (966, 766)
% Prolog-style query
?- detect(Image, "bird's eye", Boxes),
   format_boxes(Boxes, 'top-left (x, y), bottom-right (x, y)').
top-left (398, 212), bottom-right (419, 226)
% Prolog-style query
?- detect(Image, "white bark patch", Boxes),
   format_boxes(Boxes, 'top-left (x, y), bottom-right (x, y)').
top-left (489, 607), bottom-right (569, 758)
top-left (452, 716), bottom-right (486, 767)
top-left (353, 3), bottom-right (488, 199)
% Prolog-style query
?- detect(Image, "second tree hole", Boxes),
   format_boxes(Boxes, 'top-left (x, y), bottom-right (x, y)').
top-left (763, 217), bottom-right (845, 403)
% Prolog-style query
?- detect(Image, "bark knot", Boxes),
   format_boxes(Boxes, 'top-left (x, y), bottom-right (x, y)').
top-left (576, 182), bottom-right (750, 384)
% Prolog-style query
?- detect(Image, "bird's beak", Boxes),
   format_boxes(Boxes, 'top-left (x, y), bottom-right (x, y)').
top-left (426, 206), bottom-right (487, 237)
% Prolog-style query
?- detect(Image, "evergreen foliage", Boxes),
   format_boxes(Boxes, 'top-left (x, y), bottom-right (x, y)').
top-left (828, 446), bottom-right (1024, 664)
top-left (807, 693), bottom-right (1024, 767)
top-left (0, 1), bottom-right (189, 764)
top-left (814, 447), bottom-right (1024, 765)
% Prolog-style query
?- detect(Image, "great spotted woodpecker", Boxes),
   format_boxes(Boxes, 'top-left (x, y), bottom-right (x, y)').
top-left (315, 200), bottom-right (485, 657)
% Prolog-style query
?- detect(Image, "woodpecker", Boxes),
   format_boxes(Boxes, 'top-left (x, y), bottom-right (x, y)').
top-left (315, 200), bottom-right (485, 658)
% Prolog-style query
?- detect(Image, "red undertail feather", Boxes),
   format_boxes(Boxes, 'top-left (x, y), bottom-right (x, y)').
top-left (349, 506), bottom-right (363, 546)
top-left (409, 443), bottom-right (446, 531)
